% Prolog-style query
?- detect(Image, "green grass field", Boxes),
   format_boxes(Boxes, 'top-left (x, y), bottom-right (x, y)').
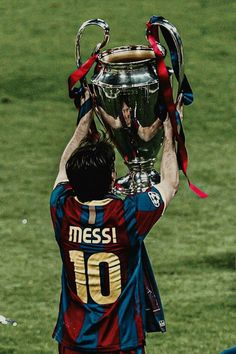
top-left (0, 1), bottom-right (235, 353)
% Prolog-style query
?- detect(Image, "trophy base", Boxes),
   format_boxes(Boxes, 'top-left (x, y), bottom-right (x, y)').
top-left (113, 160), bottom-right (160, 196)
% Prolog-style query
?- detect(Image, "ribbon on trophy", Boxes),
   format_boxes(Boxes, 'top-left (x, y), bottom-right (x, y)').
top-left (68, 53), bottom-right (97, 119)
top-left (68, 59), bottom-right (100, 141)
top-left (146, 16), bottom-right (208, 198)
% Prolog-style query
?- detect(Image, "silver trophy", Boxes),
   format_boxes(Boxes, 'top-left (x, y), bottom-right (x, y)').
top-left (75, 18), bottom-right (187, 195)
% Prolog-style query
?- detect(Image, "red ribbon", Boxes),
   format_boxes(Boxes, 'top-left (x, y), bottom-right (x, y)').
top-left (147, 30), bottom-right (208, 198)
top-left (68, 53), bottom-right (98, 94)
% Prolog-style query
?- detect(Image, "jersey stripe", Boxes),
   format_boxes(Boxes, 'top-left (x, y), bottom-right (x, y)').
top-left (53, 269), bottom-right (70, 343)
top-left (118, 275), bottom-right (139, 350)
top-left (97, 302), bottom-right (120, 348)
top-left (75, 303), bottom-right (105, 350)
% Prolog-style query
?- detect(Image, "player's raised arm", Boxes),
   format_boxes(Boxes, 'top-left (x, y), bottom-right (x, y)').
top-left (155, 115), bottom-right (179, 207)
top-left (53, 88), bottom-right (94, 188)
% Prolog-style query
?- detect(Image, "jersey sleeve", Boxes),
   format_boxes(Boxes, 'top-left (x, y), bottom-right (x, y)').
top-left (128, 186), bottom-right (165, 239)
top-left (50, 182), bottom-right (73, 238)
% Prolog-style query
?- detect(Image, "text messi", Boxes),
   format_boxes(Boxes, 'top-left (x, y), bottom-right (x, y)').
top-left (69, 226), bottom-right (117, 244)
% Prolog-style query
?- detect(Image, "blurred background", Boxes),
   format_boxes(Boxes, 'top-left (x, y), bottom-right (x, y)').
top-left (0, 1), bottom-right (235, 353)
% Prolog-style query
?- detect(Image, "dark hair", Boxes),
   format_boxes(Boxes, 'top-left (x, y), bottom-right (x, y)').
top-left (66, 137), bottom-right (115, 202)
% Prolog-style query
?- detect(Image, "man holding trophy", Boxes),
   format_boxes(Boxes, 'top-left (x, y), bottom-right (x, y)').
top-left (50, 87), bottom-right (179, 354)
top-left (50, 15), bottom-right (206, 354)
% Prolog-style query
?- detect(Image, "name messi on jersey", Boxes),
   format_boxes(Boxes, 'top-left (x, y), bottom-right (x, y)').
top-left (69, 226), bottom-right (117, 244)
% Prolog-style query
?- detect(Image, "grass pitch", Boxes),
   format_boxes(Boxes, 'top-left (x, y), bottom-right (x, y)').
top-left (0, 1), bottom-right (235, 353)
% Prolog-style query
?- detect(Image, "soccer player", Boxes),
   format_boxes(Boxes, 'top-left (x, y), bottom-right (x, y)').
top-left (50, 88), bottom-right (179, 354)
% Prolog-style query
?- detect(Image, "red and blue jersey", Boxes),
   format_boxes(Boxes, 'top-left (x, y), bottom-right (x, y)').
top-left (50, 182), bottom-right (165, 352)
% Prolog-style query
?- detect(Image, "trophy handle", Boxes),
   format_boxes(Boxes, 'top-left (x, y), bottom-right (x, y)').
top-left (75, 19), bottom-right (110, 68)
top-left (146, 16), bottom-right (184, 96)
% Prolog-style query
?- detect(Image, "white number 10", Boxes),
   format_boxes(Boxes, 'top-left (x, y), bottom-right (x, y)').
top-left (69, 250), bottom-right (122, 305)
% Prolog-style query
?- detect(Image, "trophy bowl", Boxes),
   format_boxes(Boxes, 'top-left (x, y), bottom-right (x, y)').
top-left (92, 44), bottom-right (169, 195)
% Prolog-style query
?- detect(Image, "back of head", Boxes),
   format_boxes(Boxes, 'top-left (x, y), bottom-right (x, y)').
top-left (66, 137), bottom-right (115, 202)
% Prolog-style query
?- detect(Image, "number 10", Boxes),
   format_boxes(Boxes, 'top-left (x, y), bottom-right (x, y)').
top-left (69, 250), bottom-right (122, 305)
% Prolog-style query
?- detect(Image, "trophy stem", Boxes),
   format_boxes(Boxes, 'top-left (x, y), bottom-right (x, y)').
top-left (114, 158), bottom-right (160, 196)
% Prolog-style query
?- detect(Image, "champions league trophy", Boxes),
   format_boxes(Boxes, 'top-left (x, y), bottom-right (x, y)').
top-left (74, 17), bottom-right (193, 196)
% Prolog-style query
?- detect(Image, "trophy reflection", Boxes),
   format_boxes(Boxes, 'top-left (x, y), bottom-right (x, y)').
top-left (96, 95), bottom-right (164, 195)
top-left (98, 101), bottom-right (163, 143)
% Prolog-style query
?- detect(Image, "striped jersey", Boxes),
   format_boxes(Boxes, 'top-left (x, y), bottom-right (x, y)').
top-left (50, 182), bottom-right (165, 352)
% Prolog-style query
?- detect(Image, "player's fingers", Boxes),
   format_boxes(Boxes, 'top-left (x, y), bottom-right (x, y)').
top-left (81, 87), bottom-right (90, 104)
top-left (176, 93), bottom-right (183, 111)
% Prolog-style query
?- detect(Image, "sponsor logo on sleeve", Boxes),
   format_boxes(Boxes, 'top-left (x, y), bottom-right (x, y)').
top-left (148, 191), bottom-right (161, 208)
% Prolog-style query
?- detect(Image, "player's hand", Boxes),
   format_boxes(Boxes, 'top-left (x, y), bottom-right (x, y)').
top-left (80, 85), bottom-right (92, 106)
